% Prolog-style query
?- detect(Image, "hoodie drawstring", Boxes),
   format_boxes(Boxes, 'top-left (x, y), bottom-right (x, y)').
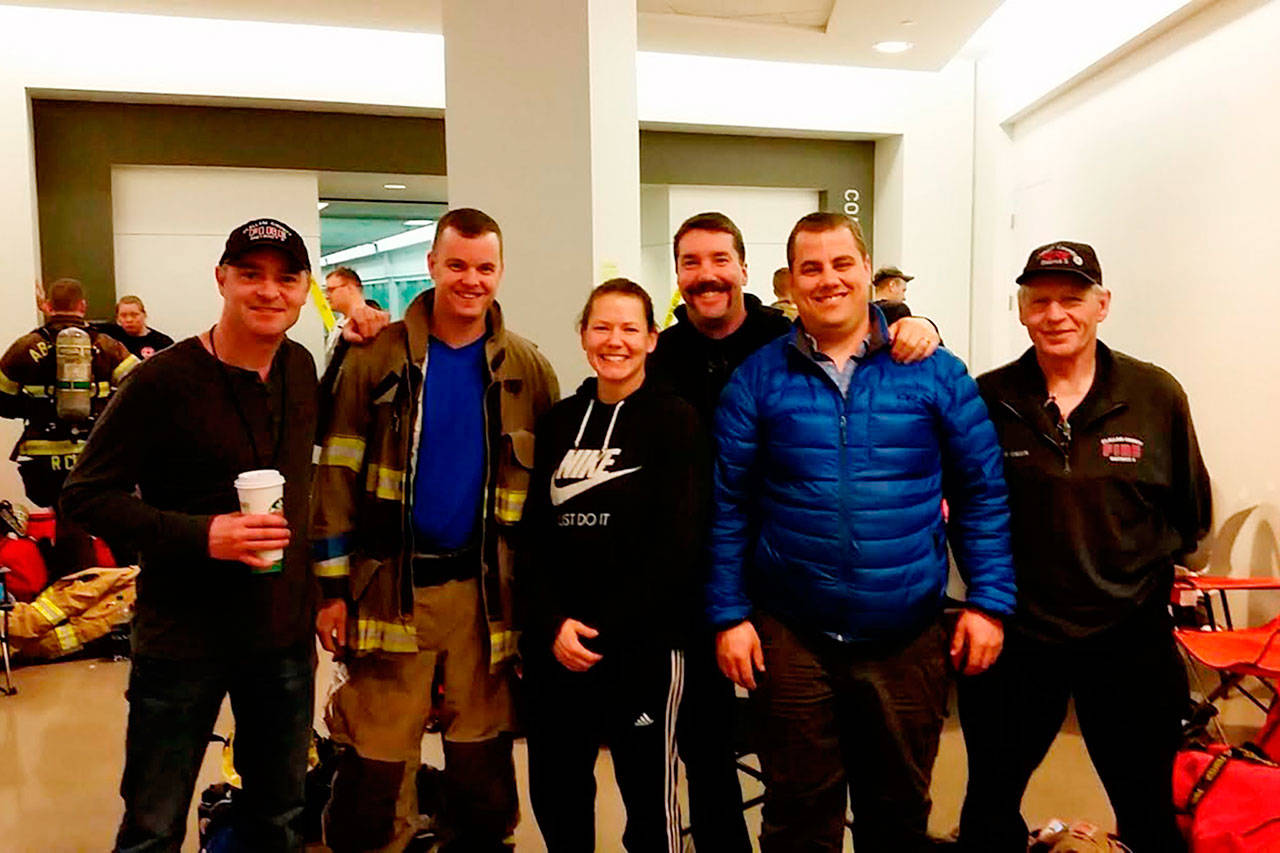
top-left (602, 400), bottom-right (623, 449)
top-left (571, 397), bottom-right (625, 450)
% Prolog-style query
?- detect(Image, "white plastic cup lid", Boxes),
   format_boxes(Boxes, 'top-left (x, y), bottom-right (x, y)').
top-left (234, 469), bottom-right (285, 490)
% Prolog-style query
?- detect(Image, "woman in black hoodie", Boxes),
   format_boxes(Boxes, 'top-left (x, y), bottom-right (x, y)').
top-left (521, 278), bottom-right (710, 852)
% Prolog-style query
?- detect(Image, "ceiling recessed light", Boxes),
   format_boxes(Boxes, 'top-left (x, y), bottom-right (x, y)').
top-left (403, 219), bottom-right (431, 226)
top-left (317, 201), bottom-right (329, 211)
top-left (384, 183), bottom-right (407, 190)
top-left (873, 41), bottom-right (914, 54)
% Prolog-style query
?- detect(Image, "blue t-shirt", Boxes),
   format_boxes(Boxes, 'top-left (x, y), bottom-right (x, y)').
top-left (412, 335), bottom-right (487, 551)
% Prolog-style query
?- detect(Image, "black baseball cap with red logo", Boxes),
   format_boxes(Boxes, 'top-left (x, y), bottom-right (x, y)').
top-left (219, 218), bottom-right (311, 272)
top-left (1015, 241), bottom-right (1102, 287)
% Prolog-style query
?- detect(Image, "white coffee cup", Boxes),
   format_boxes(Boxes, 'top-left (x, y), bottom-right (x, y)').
top-left (234, 469), bottom-right (286, 573)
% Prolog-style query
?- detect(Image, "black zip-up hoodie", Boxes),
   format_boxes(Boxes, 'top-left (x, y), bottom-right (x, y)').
top-left (648, 294), bottom-right (793, 424)
top-left (520, 376), bottom-right (710, 656)
top-left (977, 342), bottom-right (1211, 643)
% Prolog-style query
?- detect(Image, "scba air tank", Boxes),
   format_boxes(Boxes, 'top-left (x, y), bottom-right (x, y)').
top-left (54, 326), bottom-right (93, 421)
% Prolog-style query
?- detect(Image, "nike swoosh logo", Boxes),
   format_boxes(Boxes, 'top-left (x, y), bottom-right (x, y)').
top-left (549, 466), bottom-right (641, 506)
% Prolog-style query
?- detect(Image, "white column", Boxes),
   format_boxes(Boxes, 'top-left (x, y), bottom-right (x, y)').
top-left (443, 0), bottom-right (641, 384)
top-left (0, 77), bottom-right (43, 502)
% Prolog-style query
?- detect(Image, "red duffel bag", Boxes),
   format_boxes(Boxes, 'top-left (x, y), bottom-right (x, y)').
top-left (0, 535), bottom-right (46, 602)
top-left (1174, 743), bottom-right (1280, 851)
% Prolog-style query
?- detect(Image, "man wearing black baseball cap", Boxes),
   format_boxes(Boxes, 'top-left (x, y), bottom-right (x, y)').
top-left (957, 240), bottom-right (1211, 852)
top-left (219, 216), bottom-right (313, 271)
top-left (64, 217), bottom-right (321, 850)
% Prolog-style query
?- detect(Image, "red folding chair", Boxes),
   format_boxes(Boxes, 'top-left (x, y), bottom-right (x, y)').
top-left (1174, 574), bottom-right (1280, 720)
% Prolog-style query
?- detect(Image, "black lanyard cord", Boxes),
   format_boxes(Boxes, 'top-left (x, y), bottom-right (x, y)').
top-left (208, 326), bottom-right (286, 470)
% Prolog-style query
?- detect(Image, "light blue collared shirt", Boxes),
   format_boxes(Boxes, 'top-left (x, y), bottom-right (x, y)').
top-left (806, 333), bottom-right (870, 398)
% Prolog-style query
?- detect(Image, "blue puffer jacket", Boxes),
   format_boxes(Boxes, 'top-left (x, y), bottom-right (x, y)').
top-left (707, 314), bottom-right (1016, 641)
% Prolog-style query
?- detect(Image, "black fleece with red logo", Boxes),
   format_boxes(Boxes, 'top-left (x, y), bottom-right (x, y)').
top-left (519, 377), bottom-right (710, 655)
top-left (977, 342), bottom-right (1211, 643)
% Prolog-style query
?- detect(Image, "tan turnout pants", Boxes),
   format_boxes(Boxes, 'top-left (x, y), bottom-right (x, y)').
top-left (324, 578), bottom-right (518, 852)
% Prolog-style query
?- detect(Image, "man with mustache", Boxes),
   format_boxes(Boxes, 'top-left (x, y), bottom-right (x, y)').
top-left (707, 212), bottom-right (1015, 851)
top-left (647, 211), bottom-right (943, 851)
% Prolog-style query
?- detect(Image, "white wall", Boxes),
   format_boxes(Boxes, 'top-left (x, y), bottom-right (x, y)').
top-left (969, 0), bottom-right (1280, 590)
top-left (112, 165), bottom-right (325, 365)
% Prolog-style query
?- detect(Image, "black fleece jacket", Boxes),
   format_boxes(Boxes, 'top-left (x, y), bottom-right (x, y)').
top-left (978, 342), bottom-right (1211, 642)
top-left (520, 377), bottom-right (710, 655)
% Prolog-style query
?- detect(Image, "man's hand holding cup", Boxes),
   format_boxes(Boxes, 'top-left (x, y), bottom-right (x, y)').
top-left (216, 469), bottom-right (289, 572)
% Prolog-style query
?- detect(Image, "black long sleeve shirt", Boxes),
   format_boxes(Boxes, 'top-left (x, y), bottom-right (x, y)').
top-left (61, 337), bottom-right (317, 659)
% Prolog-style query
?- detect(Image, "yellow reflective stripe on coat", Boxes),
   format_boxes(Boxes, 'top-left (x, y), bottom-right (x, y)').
top-left (113, 354), bottom-right (141, 384)
top-left (32, 596), bottom-right (67, 626)
top-left (95, 381), bottom-right (111, 397)
top-left (352, 618), bottom-right (417, 653)
top-left (319, 435), bottom-right (366, 472)
top-left (494, 488), bottom-right (527, 524)
top-left (18, 439), bottom-right (83, 456)
top-left (54, 623), bottom-right (81, 652)
top-left (489, 629), bottom-right (519, 666)
top-left (0, 371), bottom-right (18, 396)
top-left (365, 465), bottom-right (404, 502)
top-left (314, 554), bottom-right (350, 579)
top-left (21, 384), bottom-right (51, 398)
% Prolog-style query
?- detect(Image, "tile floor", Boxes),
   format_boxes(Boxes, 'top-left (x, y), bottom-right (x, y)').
top-left (0, 648), bottom-right (1263, 851)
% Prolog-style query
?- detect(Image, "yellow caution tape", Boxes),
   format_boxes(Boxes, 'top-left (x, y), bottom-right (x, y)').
top-left (311, 275), bottom-right (336, 334)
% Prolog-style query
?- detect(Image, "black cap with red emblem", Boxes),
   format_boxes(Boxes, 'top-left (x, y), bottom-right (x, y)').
top-left (1016, 241), bottom-right (1101, 287)
top-left (219, 217), bottom-right (312, 272)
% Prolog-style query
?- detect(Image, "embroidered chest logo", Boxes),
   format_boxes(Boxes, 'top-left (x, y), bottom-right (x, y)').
top-left (1100, 435), bottom-right (1144, 463)
top-left (549, 448), bottom-right (640, 506)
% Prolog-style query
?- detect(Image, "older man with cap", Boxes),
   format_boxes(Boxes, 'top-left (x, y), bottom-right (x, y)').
top-left (957, 241), bottom-right (1212, 853)
top-left (64, 217), bottom-right (320, 851)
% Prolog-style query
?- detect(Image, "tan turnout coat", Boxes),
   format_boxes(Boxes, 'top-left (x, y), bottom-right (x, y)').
top-left (311, 291), bottom-right (558, 670)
